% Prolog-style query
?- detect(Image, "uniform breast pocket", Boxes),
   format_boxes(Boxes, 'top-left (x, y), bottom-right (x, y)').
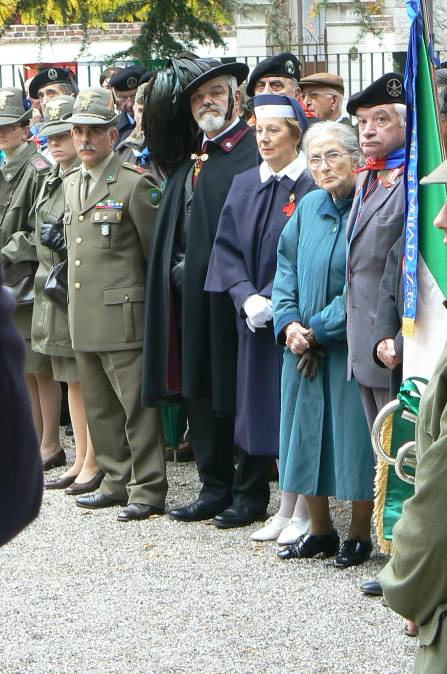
top-left (90, 208), bottom-right (122, 249)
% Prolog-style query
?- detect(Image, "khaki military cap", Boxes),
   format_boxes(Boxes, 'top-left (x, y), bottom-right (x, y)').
top-left (0, 88), bottom-right (32, 126)
top-left (39, 95), bottom-right (75, 137)
top-left (299, 73), bottom-right (344, 95)
top-left (420, 159), bottom-right (447, 184)
top-left (64, 87), bottom-right (119, 126)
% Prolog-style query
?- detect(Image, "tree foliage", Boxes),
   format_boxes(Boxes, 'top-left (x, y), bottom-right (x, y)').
top-left (0, 0), bottom-right (238, 62)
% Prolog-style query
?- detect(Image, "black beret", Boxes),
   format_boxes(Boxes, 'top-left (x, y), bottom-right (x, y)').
top-left (246, 53), bottom-right (301, 97)
top-left (29, 67), bottom-right (76, 99)
top-left (109, 65), bottom-right (146, 91)
top-left (347, 72), bottom-right (405, 115)
top-left (138, 70), bottom-right (156, 86)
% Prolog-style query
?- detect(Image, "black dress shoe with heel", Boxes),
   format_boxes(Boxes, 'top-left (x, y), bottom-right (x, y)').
top-left (76, 492), bottom-right (127, 509)
top-left (278, 530), bottom-right (340, 560)
top-left (65, 471), bottom-right (104, 496)
top-left (213, 506), bottom-right (266, 529)
top-left (45, 473), bottom-right (77, 490)
top-left (170, 498), bottom-right (230, 522)
top-left (42, 448), bottom-right (66, 471)
top-left (332, 538), bottom-right (373, 568)
top-left (117, 503), bottom-right (164, 521)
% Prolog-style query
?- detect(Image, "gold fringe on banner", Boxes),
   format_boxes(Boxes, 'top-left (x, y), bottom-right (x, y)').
top-left (402, 317), bottom-right (415, 337)
top-left (373, 412), bottom-right (395, 556)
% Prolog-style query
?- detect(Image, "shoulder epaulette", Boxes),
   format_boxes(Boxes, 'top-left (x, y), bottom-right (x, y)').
top-left (122, 161), bottom-right (147, 174)
top-left (30, 155), bottom-right (52, 172)
top-left (64, 165), bottom-right (81, 178)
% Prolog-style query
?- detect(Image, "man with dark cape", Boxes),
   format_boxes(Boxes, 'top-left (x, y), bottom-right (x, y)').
top-left (141, 56), bottom-right (272, 527)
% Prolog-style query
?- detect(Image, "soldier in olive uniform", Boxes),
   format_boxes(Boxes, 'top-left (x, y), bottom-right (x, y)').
top-left (0, 88), bottom-right (60, 461)
top-left (31, 95), bottom-right (102, 493)
top-left (379, 163), bottom-right (447, 674)
top-left (63, 88), bottom-right (167, 521)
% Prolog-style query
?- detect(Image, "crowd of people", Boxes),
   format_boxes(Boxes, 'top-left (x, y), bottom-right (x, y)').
top-left (2, 51), bottom-right (447, 672)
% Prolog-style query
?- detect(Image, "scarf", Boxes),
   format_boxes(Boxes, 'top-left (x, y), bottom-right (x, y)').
top-left (353, 146), bottom-right (405, 173)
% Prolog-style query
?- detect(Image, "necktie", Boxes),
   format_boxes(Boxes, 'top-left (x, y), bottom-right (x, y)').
top-left (81, 172), bottom-right (91, 208)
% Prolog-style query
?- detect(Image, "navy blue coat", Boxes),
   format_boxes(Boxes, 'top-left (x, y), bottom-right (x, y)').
top-left (205, 164), bottom-right (316, 456)
top-left (0, 264), bottom-right (42, 546)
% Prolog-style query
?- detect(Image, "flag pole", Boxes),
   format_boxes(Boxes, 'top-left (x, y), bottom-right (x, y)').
top-left (420, 0), bottom-right (446, 159)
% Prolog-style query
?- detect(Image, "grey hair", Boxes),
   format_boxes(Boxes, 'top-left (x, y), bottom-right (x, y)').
top-left (394, 103), bottom-right (406, 127)
top-left (303, 120), bottom-right (360, 161)
top-left (227, 75), bottom-right (238, 94)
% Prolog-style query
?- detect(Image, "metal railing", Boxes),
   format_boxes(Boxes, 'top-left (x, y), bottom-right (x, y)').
top-left (0, 52), bottom-right (407, 99)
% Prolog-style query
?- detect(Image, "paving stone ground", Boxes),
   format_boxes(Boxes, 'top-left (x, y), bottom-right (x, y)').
top-left (0, 433), bottom-right (417, 674)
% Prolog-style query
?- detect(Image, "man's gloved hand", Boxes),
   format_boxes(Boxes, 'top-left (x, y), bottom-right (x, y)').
top-left (243, 294), bottom-right (272, 329)
top-left (40, 223), bottom-right (66, 253)
top-left (297, 347), bottom-right (326, 380)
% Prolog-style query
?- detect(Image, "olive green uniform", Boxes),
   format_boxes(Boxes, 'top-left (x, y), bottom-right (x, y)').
top-left (63, 153), bottom-right (167, 507)
top-left (379, 342), bottom-right (447, 673)
top-left (32, 160), bottom-right (80, 381)
top-left (0, 142), bottom-right (52, 372)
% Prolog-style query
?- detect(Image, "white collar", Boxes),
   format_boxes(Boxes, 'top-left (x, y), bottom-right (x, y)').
top-left (202, 116), bottom-right (240, 146)
top-left (259, 151), bottom-right (307, 184)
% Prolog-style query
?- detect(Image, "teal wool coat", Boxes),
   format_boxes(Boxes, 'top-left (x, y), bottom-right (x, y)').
top-left (272, 189), bottom-right (374, 500)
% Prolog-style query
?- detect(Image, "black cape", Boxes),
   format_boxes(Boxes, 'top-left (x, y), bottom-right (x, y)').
top-left (205, 164), bottom-right (316, 455)
top-left (141, 119), bottom-right (257, 415)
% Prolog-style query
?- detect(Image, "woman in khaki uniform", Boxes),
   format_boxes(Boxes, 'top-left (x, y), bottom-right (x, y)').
top-left (0, 88), bottom-right (64, 468)
top-left (31, 96), bottom-right (102, 492)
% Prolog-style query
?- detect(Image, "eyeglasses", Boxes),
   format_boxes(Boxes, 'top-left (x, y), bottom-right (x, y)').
top-left (308, 151), bottom-right (352, 169)
top-left (302, 91), bottom-right (335, 101)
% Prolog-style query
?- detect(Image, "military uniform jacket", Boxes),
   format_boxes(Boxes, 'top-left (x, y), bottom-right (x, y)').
top-left (0, 143), bottom-right (51, 336)
top-left (346, 170), bottom-right (404, 388)
top-left (32, 161), bottom-right (80, 357)
top-left (63, 153), bottom-right (159, 352)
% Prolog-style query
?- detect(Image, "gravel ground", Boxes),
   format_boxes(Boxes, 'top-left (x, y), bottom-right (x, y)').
top-left (0, 433), bottom-right (417, 674)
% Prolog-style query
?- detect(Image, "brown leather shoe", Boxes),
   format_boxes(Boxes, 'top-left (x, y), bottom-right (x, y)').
top-left (45, 473), bottom-right (78, 490)
top-left (42, 448), bottom-right (66, 471)
top-left (65, 471), bottom-right (104, 496)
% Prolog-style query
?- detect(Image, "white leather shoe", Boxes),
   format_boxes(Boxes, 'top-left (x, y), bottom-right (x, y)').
top-left (277, 515), bottom-right (310, 545)
top-left (251, 514), bottom-right (290, 541)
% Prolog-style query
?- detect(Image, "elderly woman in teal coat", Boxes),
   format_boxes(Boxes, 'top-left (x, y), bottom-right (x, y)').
top-left (272, 121), bottom-right (375, 568)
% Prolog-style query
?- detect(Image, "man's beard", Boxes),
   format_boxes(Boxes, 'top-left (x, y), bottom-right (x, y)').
top-left (197, 111), bottom-right (226, 134)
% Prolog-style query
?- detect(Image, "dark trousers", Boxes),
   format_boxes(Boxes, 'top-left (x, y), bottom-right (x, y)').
top-left (186, 397), bottom-right (271, 512)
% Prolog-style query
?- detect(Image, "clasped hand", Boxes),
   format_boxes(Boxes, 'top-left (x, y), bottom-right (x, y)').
top-left (376, 338), bottom-right (400, 370)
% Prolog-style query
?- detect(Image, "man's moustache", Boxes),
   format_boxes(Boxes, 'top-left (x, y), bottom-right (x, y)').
top-left (79, 143), bottom-right (96, 151)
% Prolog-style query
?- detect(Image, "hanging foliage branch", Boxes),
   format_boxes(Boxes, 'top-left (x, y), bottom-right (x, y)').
top-left (0, 0), bottom-right (239, 62)
top-left (308, 0), bottom-right (385, 41)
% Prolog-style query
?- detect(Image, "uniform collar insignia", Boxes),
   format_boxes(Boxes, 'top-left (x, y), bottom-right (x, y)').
top-left (214, 121), bottom-right (251, 153)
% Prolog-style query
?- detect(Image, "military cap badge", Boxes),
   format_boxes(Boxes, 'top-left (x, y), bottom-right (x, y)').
top-left (386, 78), bottom-right (403, 98)
top-left (47, 99), bottom-right (64, 120)
top-left (79, 91), bottom-right (102, 111)
top-left (48, 68), bottom-right (58, 81)
top-left (285, 60), bottom-right (296, 75)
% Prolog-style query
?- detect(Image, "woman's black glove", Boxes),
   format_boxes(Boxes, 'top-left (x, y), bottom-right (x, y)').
top-left (40, 222), bottom-right (66, 254)
top-left (297, 346), bottom-right (326, 380)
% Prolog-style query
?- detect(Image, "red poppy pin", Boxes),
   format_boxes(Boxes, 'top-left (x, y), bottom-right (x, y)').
top-left (282, 193), bottom-right (295, 217)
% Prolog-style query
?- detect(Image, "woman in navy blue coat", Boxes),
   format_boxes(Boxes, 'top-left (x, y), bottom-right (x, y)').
top-left (205, 95), bottom-right (316, 540)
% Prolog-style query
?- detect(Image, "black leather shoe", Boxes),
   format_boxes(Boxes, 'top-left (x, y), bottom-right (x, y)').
top-left (65, 472), bottom-right (104, 496)
top-left (213, 506), bottom-right (266, 529)
top-left (65, 422), bottom-right (74, 437)
top-left (76, 492), bottom-right (127, 509)
top-left (45, 473), bottom-right (77, 490)
top-left (117, 503), bottom-right (164, 521)
top-left (360, 579), bottom-right (383, 596)
top-left (42, 448), bottom-right (66, 471)
top-left (332, 538), bottom-right (373, 568)
top-left (278, 530), bottom-right (340, 560)
top-left (170, 499), bottom-right (229, 522)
